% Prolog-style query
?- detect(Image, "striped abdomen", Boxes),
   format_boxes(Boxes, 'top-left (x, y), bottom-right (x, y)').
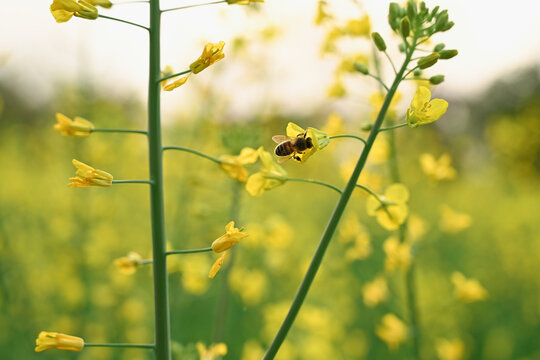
top-left (275, 141), bottom-right (295, 156)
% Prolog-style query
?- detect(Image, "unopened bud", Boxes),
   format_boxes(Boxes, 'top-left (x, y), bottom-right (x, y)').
top-left (407, 1), bottom-right (417, 21)
top-left (388, 3), bottom-right (400, 31)
top-left (361, 122), bottom-right (373, 131)
top-left (435, 11), bottom-right (448, 31)
top-left (76, 1), bottom-right (98, 19)
top-left (417, 52), bottom-right (440, 69)
top-left (398, 43), bottom-right (406, 53)
top-left (413, 69), bottom-right (423, 77)
top-left (419, 1), bottom-right (427, 13)
top-left (438, 49), bottom-right (458, 59)
top-left (353, 62), bottom-right (369, 75)
top-left (371, 32), bottom-right (387, 52)
top-left (433, 43), bottom-right (445, 52)
top-left (441, 21), bottom-right (454, 31)
top-left (429, 75), bottom-right (445, 84)
top-left (400, 17), bottom-right (410, 37)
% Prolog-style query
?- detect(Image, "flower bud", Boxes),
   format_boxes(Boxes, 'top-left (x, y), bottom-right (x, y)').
top-left (353, 62), bottom-right (369, 75)
top-left (413, 69), bottom-right (423, 77)
top-left (435, 11), bottom-right (448, 32)
top-left (388, 3), bottom-right (400, 31)
top-left (407, 1), bottom-right (417, 21)
top-left (438, 49), bottom-right (458, 59)
top-left (371, 32), bottom-right (387, 52)
top-left (441, 21), bottom-right (454, 31)
top-left (419, 1), bottom-right (427, 13)
top-left (361, 122), bottom-right (373, 131)
top-left (429, 75), bottom-right (445, 84)
top-left (417, 52), bottom-right (439, 69)
top-left (398, 43), bottom-right (406, 53)
top-left (433, 43), bottom-right (445, 52)
top-left (400, 17), bottom-right (410, 37)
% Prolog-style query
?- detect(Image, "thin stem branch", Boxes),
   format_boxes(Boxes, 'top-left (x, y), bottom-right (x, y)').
top-left (280, 177), bottom-right (343, 194)
top-left (98, 14), bottom-right (149, 31)
top-left (163, 145), bottom-right (222, 164)
top-left (378, 122), bottom-right (408, 132)
top-left (157, 70), bottom-right (191, 83)
top-left (329, 134), bottom-right (367, 145)
top-left (384, 50), bottom-right (398, 75)
top-left (86, 343), bottom-right (155, 349)
top-left (367, 74), bottom-right (390, 92)
top-left (112, 180), bottom-right (153, 184)
top-left (402, 66), bottom-right (419, 80)
top-left (91, 129), bottom-right (148, 135)
top-left (165, 247), bottom-right (212, 255)
top-left (354, 184), bottom-right (382, 202)
top-left (161, 0), bottom-right (226, 13)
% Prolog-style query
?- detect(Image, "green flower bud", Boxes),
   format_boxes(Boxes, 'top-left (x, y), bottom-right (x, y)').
top-left (388, 3), bottom-right (401, 31)
top-left (75, 1), bottom-right (98, 20)
top-left (429, 75), bottom-right (445, 84)
top-left (400, 17), bottom-right (410, 37)
top-left (353, 62), bottom-right (369, 75)
top-left (419, 1), bottom-right (427, 13)
top-left (413, 69), bottom-right (423, 77)
top-left (431, 6), bottom-right (440, 17)
top-left (438, 49), bottom-right (458, 59)
top-left (441, 21), bottom-right (454, 31)
top-left (417, 52), bottom-right (440, 69)
top-left (407, 1), bottom-right (417, 21)
top-left (361, 122), bottom-right (373, 131)
top-left (433, 43), bottom-right (445, 52)
top-left (398, 43), bottom-right (406, 53)
top-left (435, 10), bottom-right (448, 31)
top-left (371, 32), bottom-right (387, 52)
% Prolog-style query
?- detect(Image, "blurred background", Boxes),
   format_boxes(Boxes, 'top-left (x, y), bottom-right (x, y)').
top-left (1, 0), bottom-right (540, 359)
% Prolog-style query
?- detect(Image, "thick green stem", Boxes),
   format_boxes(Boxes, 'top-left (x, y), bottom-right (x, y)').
top-left (263, 40), bottom-right (415, 360)
top-left (147, 1), bottom-right (171, 359)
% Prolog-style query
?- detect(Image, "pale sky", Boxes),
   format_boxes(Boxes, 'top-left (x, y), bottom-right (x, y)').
top-left (1, 0), bottom-right (540, 119)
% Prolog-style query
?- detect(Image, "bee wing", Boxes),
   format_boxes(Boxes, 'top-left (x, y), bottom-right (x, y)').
top-left (277, 154), bottom-right (293, 164)
top-left (272, 135), bottom-right (292, 144)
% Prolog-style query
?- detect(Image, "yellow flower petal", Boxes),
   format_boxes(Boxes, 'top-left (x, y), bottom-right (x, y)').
top-left (163, 75), bottom-right (189, 91)
top-left (189, 41), bottom-right (225, 74)
top-left (209, 253), bottom-right (226, 279)
top-left (385, 183), bottom-right (409, 204)
top-left (35, 331), bottom-right (84, 352)
top-left (375, 314), bottom-right (407, 350)
top-left (211, 221), bottom-right (248, 253)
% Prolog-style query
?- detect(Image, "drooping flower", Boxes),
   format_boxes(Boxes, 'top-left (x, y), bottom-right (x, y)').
top-left (53, 113), bottom-right (94, 137)
top-left (451, 272), bottom-right (487, 303)
top-left (114, 251), bottom-right (143, 275)
top-left (420, 153), bottom-right (456, 181)
top-left (375, 314), bottom-right (408, 350)
top-left (211, 221), bottom-right (248, 253)
top-left (219, 147), bottom-right (259, 182)
top-left (383, 236), bottom-right (411, 272)
top-left (406, 86), bottom-right (448, 127)
top-left (246, 147), bottom-right (288, 196)
top-left (436, 338), bottom-right (465, 360)
top-left (197, 342), bottom-right (228, 360)
top-left (69, 159), bottom-right (113, 188)
top-left (366, 183), bottom-right (409, 230)
top-left (439, 204), bottom-right (472, 234)
top-left (362, 276), bottom-right (388, 307)
top-left (163, 75), bottom-right (189, 92)
top-left (50, 0), bottom-right (98, 23)
top-left (284, 122), bottom-right (329, 163)
top-left (35, 331), bottom-right (84, 352)
top-left (189, 41), bottom-right (225, 74)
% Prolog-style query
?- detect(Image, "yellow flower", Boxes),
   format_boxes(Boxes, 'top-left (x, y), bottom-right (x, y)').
top-left (451, 272), bottom-right (487, 303)
top-left (406, 86), bottom-right (448, 128)
top-left (321, 27), bottom-right (344, 54)
top-left (436, 338), bottom-right (465, 360)
top-left (69, 159), bottom-right (113, 188)
top-left (285, 122), bottom-right (329, 163)
top-left (342, 15), bottom-right (371, 37)
top-left (246, 147), bottom-right (288, 196)
top-left (86, 0), bottom-right (112, 8)
top-left (327, 76), bottom-right (346, 98)
top-left (338, 54), bottom-right (369, 73)
top-left (362, 276), bottom-right (388, 307)
top-left (375, 314), bottom-right (407, 350)
top-left (321, 113), bottom-right (344, 136)
top-left (383, 236), bottom-right (411, 272)
top-left (366, 183), bottom-right (409, 230)
top-left (314, 1), bottom-right (332, 25)
top-left (439, 204), bottom-right (472, 234)
top-left (345, 233), bottom-right (372, 261)
top-left (420, 153), bottom-right (456, 181)
top-left (163, 75), bottom-right (189, 92)
top-left (211, 221), bottom-right (248, 253)
top-left (197, 342), bottom-right (228, 360)
top-left (219, 147), bottom-right (259, 182)
top-left (50, 0), bottom-right (98, 23)
top-left (53, 113), bottom-right (94, 137)
top-left (189, 41), bottom-right (225, 74)
top-left (35, 331), bottom-right (84, 352)
top-left (114, 252), bottom-right (143, 275)
top-left (227, 0), bottom-right (264, 4)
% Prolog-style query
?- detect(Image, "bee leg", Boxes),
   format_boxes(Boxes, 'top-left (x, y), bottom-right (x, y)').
top-left (294, 155), bottom-right (301, 161)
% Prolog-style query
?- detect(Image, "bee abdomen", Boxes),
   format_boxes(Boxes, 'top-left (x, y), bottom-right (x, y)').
top-left (275, 142), bottom-right (294, 156)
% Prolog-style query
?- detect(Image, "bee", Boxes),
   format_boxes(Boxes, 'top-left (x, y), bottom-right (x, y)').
top-left (272, 131), bottom-right (313, 163)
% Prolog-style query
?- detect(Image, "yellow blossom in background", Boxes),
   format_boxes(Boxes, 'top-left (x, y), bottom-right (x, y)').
top-left (54, 113), bottom-right (94, 137)
top-left (35, 331), bottom-right (84, 352)
top-left (408, 214), bottom-right (428, 242)
top-left (340, 157), bottom-right (383, 192)
top-left (451, 272), bottom-right (488, 303)
top-left (436, 338), bottom-right (465, 360)
top-left (439, 204), bottom-right (472, 234)
top-left (69, 159), bottom-right (113, 188)
top-left (407, 86), bottom-right (449, 128)
top-left (345, 232), bottom-right (372, 261)
top-left (189, 41), bottom-right (225, 74)
top-left (241, 340), bottom-right (265, 360)
top-left (343, 15), bottom-right (371, 37)
top-left (339, 214), bottom-right (362, 243)
top-left (229, 267), bottom-right (268, 305)
top-left (369, 92), bottom-right (402, 120)
top-left (383, 236), bottom-right (411, 272)
top-left (211, 221), bottom-right (248, 253)
top-left (420, 153), bottom-right (457, 181)
top-left (366, 183), bottom-right (409, 230)
top-left (338, 54), bottom-right (369, 73)
top-left (285, 122), bottom-right (329, 163)
top-left (321, 27), bottom-right (344, 54)
top-left (50, 0), bottom-right (98, 23)
top-left (114, 251), bottom-right (143, 275)
top-left (227, 0), bottom-right (264, 4)
top-left (219, 147), bottom-right (259, 182)
top-left (163, 75), bottom-right (189, 92)
top-left (369, 137), bottom-right (390, 164)
top-left (197, 342), bottom-right (227, 360)
top-left (376, 314), bottom-right (407, 350)
top-left (327, 76), bottom-right (346, 98)
top-left (179, 256), bottom-right (211, 294)
top-left (314, 0), bottom-right (332, 25)
top-left (246, 147), bottom-right (288, 196)
top-left (209, 253), bottom-right (226, 279)
top-left (362, 276), bottom-right (388, 307)
top-left (321, 113), bottom-right (344, 136)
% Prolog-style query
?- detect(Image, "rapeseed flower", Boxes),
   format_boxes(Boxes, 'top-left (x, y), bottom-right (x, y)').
top-left (342, 15), bottom-right (371, 37)
top-left (321, 113), bottom-right (344, 136)
top-left (190, 41), bottom-right (225, 74)
top-left (366, 183), bottom-right (409, 230)
top-left (420, 153), bottom-right (456, 181)
top-left (439, 204), bottom-right (472, 234)
top-left (50, 0), bottom-right (98, 23)
top-left (436, 338), bottom-right (465, 360)
top-left (69, 159), bottom-right (113, 187)
top-left (284, 122), bottom-right (329, 163)
top-left (35, 331), bottom-right (84, 352)
top-left (314, 1), bottom-right (332, 25)
top-left (209, 221), bottom-right (247, 278)
top-left (219, 147), bottom-right (258, 182)
top-left (197, 342), bottom-right (228, 360)
top-left (114, 251), bottom-right (143, 275)
top-left (362, 276), bottom-right (388, 307)
top-left (246, 147), bottom-right (288, 196)
top-left (86, 0), bottom-right (112, 8)
top-left (54, 113), bottom-right (94, 137)
top-left (407, 86), bottom-right (448, 127)
top-left (451, 272), bottom-right (488, 303)
top-left (375, 314), bottom-right (407, 350)
top-left (383, 236), bottom-right (411, 272)
top-left (327, 76), bottom-right (346, 98)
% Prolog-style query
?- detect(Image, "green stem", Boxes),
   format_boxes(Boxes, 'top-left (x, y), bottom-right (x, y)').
top-left (98, 14), bottom-right (149, 31)
top-left (113, 0), bottom-right (150, 4)
top-left (402, 66), bottom-right (419, 80)
top-left (282, 177), bottom-right (343, 195)
top-left (112, 180), bottom-right (153, 184)
top-left (138, 259), bottom-right (154, 265)
top-left (147, 1), bottom-right (171, 359)
top-left (263, 36), bottom-right (416, 360)
top-left (329, 134), bottom-right (367, 145)
top-left (165, 247), bottom-right (212, 255)
top-left (161, 0), bottom-right (227, 13)
top-left (384, 50), bottom-right (398, 75)
top-left (354, 183), bottom-right (382, 202)
top-left (91, 129), bottom-right (148, 135)
top-left (86, 343), bottom-right (155, 349)
top-left (378, 123), bottom-right (408, 132)
top-left (163, 145), bottom-right (222, 164)
top-left (367, 74), bottom-right (389, 92)
top-left (157, 70), bottom-right (192, 83)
